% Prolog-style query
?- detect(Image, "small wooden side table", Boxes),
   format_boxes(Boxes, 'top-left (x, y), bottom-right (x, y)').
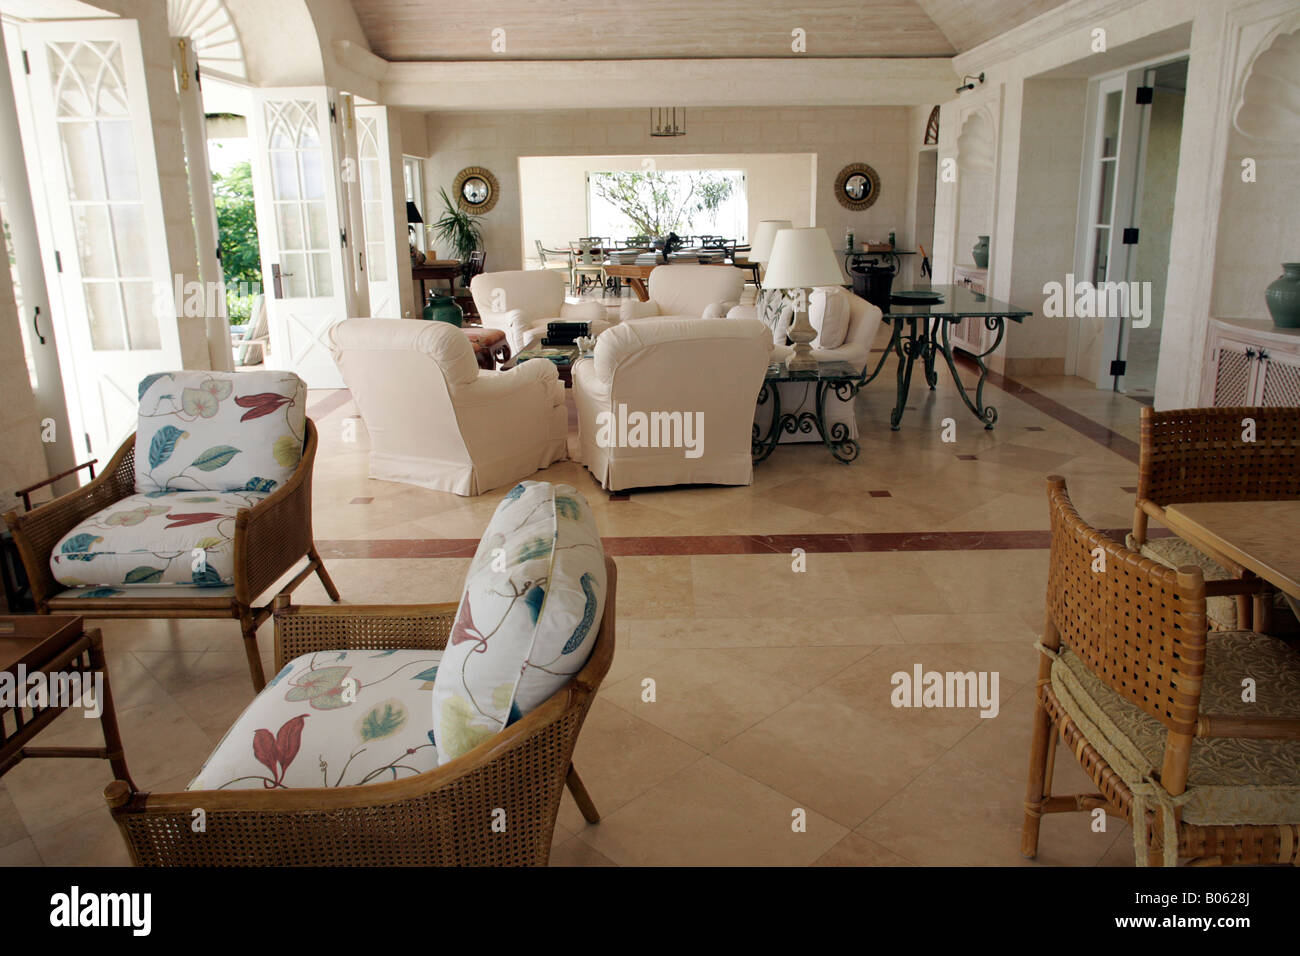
top-left (0, 615), bottom-right (133, 787)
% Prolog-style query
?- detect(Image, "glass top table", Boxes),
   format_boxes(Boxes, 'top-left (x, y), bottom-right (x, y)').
top-left (861, 284), bottom-right (1031, 430)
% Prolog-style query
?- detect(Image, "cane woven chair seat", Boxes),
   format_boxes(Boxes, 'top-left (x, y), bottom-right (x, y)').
top-left (1051, 634), bottom-right (1300, 827)
top-left (1125, 533), bottom-right (1238, 630)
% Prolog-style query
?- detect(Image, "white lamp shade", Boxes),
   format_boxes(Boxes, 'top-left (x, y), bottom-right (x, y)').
top-left (761, 228), bottom-right (845, 289)
top-left (750, 219), bottom-right (792, 264)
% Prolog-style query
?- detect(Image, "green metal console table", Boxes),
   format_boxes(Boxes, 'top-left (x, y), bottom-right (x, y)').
top-left (863, 284), bottom-right (1031, 431)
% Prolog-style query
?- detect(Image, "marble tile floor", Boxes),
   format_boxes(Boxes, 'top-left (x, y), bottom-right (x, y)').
top-left (1, 355), bottom-right (1157, 867)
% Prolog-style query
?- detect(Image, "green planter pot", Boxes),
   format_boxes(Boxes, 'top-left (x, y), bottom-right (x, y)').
top-left (423, 292), bottom-right (464, 327)
top-left (1265, 262), bottom-right (1300, 329)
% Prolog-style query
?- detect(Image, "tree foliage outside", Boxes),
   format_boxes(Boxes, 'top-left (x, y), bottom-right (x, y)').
top-left (589, 170), bottom-right (741, 239)
top-left (212, 161), bottom-right (261, 324)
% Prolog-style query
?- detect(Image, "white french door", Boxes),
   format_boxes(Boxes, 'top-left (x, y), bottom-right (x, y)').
top-left (355, 104), bottom-right (402, 318)
top-left (16, 20), bottom-right (184, 460)
top-left (247, 87), bottom-right (349, 388)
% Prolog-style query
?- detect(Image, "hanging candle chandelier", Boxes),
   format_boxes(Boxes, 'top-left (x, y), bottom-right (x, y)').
top-left (650, 107), bottom-right (686, 137)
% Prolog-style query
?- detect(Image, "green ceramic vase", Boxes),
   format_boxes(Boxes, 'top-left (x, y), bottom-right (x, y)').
top-left (1265, 263), bottom-right (1300, 329)
top-left (422, 292), bottom-right (464, 327)
top-left (972, 235), bottom-right (990, 269)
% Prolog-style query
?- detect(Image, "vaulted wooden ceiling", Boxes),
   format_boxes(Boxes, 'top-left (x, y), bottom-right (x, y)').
top-left (350, 0), bottom-right (1072, 61)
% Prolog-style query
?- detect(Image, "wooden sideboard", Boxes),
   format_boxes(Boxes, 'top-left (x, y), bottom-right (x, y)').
top-left (1201, 317), bottom-right (1300, 407)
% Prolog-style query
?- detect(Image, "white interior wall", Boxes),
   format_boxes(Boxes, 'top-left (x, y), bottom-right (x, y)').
top-left (420, 106), bottom-right (913, 278)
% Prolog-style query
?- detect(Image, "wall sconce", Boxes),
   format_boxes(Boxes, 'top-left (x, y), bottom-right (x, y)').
top-left (956, 73), bottom-right (985, 94)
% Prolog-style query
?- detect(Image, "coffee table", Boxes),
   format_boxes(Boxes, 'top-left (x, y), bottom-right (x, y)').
top-left (513, 344), bottom-right (581, 387)
top-left (753, 360), bottom-right (865, 464)
top-left (0, 615), bottom-right (133, 786)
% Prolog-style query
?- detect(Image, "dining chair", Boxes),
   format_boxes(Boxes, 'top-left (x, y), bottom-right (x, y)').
top-left (534, 240), bottom-right (573, 288)
top-left (570, 239), bottom-right (605, 295)
top-left (1128, 405), bottom-right (1300, 631)
top-left (1023, 476), bottom-right (1300, 866)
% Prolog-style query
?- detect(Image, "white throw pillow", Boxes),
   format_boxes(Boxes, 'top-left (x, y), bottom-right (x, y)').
top-left (809, 287), bottom-right (851, 350)
top-left (758, 290), bottom-right (794, 346)
top-left (430, 481), bottom-right (606, 764)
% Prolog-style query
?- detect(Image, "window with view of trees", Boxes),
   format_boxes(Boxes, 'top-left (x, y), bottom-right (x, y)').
top-left (588, 169), bottom-right (746, 241)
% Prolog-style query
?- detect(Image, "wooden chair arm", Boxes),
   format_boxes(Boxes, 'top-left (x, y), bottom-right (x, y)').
top-left (13, 459), bottom-right (98, 512)
top-left (1196, 715), bottom-right (1300, 740)
top-left (233, 420), bottom-right (319, 604)
top-left (2, 436), bottom-right (135, 607)
top-left (273, 600), bottom-right (458, 670)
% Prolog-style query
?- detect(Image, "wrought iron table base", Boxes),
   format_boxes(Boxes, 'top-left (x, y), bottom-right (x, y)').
top-left (752, 378), bottom-right (861, 464)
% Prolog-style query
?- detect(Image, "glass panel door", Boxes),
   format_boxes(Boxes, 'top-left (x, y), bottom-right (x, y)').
top-left (19, 20), bottom-right (183, 460)
top-left (248, 88), bottom-right (347, 388)
top-left (356, 105), bottom-right (400, 317)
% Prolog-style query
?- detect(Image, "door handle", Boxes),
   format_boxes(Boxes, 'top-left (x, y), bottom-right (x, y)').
top-left (271, 263), bottom-right (293, 299)
top-left (33, 306), bottom-right (46, 345)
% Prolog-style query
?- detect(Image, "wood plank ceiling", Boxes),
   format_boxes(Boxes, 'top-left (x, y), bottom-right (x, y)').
top-left (350, 0), bottom-right (1071, 61)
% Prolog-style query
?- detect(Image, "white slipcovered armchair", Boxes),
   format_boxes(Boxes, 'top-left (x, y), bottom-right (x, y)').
top-left (572, 318), bottom-right (771, 491)
top-left (470, 269), bottom-right (608, 354)
top-left (330, 319), bottom-right (567, 496)
top-left (729, 288), bottom-right (882, 446)
top-left (619, 264), bottom-right (744, 324)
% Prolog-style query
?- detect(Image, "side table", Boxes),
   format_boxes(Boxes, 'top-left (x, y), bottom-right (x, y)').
top-left (0, 615), bottom-right (133, 787)
top-left (752, 360), bottom-right (864, 464)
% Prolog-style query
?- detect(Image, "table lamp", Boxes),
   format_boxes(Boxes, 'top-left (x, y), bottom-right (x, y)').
top-left (761, 227), bottom-right (844, 372)
top-left (750, 219), bottom-right (792, 269)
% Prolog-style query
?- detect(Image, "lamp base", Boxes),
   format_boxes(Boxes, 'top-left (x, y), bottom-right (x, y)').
top-left (785, 301), bottom-right (818, 372)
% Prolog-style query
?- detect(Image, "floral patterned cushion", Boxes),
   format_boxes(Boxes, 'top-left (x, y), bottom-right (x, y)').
top-left (49, 491), bottom-right (269, 589)
top-left (188, 649), bottom-right (443, 790)
top-left (431, 481), bottom-right (606, 764)
top-left (1052, 633), bottom-right (1300, 826)
top-left (135, 370), bottom-right (306, 494)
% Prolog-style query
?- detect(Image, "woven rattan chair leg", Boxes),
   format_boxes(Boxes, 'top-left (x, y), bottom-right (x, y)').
top-left (309, 546), bottom-right (341, 602)
top-left (566, 764), bottom-right (600, 824)
top-left (239, 613), bottom-right (267, 691)
top-left (1021, 698), bottom-right (1054, 858)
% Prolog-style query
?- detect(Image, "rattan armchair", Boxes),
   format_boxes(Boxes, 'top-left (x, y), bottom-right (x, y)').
top-left (1130, 405), bottom-right (1300, 631)
top-left (104, 557), bottom-right (615, 866)
top-left (2, 420), bottom-right (338, 691)
top-left (1023, 476), bottom-right (1300, 866)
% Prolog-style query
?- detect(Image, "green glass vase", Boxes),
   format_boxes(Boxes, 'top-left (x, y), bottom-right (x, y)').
top-left (422, 292), bottom-right (464, 327)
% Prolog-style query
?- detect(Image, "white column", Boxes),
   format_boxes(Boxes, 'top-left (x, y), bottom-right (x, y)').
top-left (0, 23), bottom-right (75, 483)
top-left (173, 35), bottom-right (233, 371)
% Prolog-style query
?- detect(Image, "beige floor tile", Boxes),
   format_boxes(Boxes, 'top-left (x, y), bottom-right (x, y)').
top-left (856, 749), bottom-right (1113, 866)
top-left (813, 831), bottom-right (914, 866)
top-left (714, 688), bottom-right (947, 827)
top-left (601, 648), bottom-right (804, 752)
top-left (628, 615), bottom-right (902, 650)
top-left (554, 698), bottom-right (702, 833)
top-left (577, 757), bottom-right (846, 866)
top-left (549, 836), bottom-right (618, 867)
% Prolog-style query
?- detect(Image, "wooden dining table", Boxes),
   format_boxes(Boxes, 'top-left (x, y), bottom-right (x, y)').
top-left (1163, 500), bottom-right (1300, 601)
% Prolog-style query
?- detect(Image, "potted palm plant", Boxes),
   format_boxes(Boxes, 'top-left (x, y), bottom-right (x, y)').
top-left (431, 187), bottom-right (484, 287)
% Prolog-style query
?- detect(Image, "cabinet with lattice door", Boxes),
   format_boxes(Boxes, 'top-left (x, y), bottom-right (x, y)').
top-left (1201, 318), bottom-right (1300, 407)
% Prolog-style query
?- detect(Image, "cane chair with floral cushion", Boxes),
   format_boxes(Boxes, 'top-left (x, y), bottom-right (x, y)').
top-left (105, 483), bottom-right (615, 867)
top-left (2, 371), bottom-right (338, 691)
top-left (1022, 476), bottom-right (1300, 867)
top-left (1128, 405), bottom-right (1300, 631)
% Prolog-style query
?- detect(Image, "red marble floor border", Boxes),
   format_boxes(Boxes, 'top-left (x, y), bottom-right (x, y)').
top-left (315, 527), bottom-right (1167, 559)
top-left (959, 355), bottom-right (1141, 463)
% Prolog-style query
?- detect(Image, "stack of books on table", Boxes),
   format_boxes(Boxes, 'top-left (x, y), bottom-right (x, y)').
top-left (542, 321), bottom-right (589, 347)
